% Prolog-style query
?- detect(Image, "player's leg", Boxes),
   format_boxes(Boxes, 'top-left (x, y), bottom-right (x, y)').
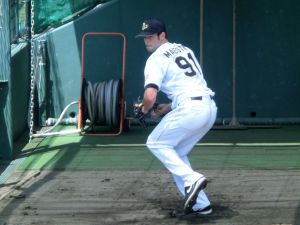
top-left (147, 100), bottom-right (217, 213)
top-left (171, 155), bottom-right (192, 196)
top-left (146, 106), bottom-right (209, 187)
top-left (171, 157), bottom-right (211, 209)
top-left (176, 102), bottom-right (217, 157)
top-left (172, 133), bottom-right (211, 211)
top-left (171, 157), bottom-right (212, 212)
top-left (174, 100), bottom-right (217, 212)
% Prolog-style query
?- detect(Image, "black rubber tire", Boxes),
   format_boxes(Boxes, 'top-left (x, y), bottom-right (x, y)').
top-left (85, 81), bottom-right (95, 123)
top-left (112, 79), bottom-right (122, 128)
top-left (104, 80), bottom-right (113, 126)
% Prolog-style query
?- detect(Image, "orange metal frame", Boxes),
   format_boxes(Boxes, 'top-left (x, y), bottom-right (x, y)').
top-left (78, 32), bottom-right (126, 136)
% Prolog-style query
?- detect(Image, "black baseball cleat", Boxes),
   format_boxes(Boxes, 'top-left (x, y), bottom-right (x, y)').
top-left (191, 205), bottom-right (213, 215)
top-left (183, 176), bottom-right (207, 214)
top-left (170, 205), bottom-right (212, 218)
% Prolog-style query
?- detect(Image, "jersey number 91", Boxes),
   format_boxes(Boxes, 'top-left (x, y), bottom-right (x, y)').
top-left (175, 52), bottom-right (201, 77)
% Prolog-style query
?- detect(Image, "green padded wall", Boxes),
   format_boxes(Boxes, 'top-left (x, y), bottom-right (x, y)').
top-left (36, 0), bottom-right (121, 124)
top-left (236, 0), bottom-right (300, 123)
top-left (35, 0), bottom-right (201, 123)
top-left (203, 0), bottom-right (233, 121)
top-left (0, 0), bottom-right (13, 160)
top-left (11, 43), bottom-right (31, 140)
top-left (33, 0), bottom-right (300, 124)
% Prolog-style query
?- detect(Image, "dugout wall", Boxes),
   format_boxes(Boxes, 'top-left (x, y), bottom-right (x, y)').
top-left (28, 0), bottom-right (300, 126)
top-left (33, 0), bottom-right (298, 125)
top-left (235, 1), bottom-right (300, 124)
top-left (5, 0), bottom-right (300, 158)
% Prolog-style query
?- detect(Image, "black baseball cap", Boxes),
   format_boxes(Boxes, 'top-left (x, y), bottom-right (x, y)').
top-left (135, 18), bottom-right (166, 38)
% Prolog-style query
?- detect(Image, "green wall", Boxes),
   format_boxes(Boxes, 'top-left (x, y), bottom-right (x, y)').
top-left (236, 0), bottom-right (300, 123)
top-left (0, 0), bottom-right (13, 160)
top-left (11, 43), bottom-right (31, 140)
top-left (1, 40), bottom-right (30, 160)
top-left (34, 0), bottom-right (300, 124)
top-left (2, 0), bottom-right (300, 159)
top-left (203, 0), bottom-right (233, 121)
top-left (36, 0), bottom-right (201, 123)
top-left (34, 1), bottom-right (122, 124)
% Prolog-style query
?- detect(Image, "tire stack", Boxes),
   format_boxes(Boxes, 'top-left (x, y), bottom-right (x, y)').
top-left (82, 79), bottom-right (122, 128)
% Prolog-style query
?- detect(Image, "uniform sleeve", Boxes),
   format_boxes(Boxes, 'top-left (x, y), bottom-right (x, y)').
top-left (144, 56), bottom-right (165, 90)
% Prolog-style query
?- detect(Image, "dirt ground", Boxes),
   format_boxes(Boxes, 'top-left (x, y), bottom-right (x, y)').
top-left (0, 169), bottom-right (299, 225)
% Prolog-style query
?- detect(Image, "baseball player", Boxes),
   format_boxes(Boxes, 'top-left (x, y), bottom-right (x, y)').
top-left (135, 18), bottom-right (217, 215)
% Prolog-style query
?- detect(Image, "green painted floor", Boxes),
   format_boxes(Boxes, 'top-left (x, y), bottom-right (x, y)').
top-left (15, 125), bottom-right (300, 171)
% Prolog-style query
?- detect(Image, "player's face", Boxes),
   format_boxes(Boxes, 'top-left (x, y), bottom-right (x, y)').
top-left (143, 34), bottom-right (163, 53)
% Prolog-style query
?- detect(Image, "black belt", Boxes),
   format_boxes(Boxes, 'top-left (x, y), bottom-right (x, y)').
top-left (190, 96), bottom-right (212, 100)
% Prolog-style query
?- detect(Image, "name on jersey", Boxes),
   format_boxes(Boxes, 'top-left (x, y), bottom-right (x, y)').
top-left (163, 45), bottom-right (187, 58)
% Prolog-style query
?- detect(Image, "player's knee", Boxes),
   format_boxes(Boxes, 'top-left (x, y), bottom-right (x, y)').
top-left (146, 134), bottom-right (175, 151)
top-left (146, 137), bottom-right (161, 150)
top-left (146, 139), bottom-right (156, 150)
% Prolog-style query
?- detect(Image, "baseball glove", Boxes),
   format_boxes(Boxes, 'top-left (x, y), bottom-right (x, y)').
top-left (133, 97), bottom-right (146, 127)
top-left (133, 97), bottom-right (159, 127)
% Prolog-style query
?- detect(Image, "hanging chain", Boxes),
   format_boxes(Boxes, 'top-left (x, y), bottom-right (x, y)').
top-left (29, 0), bottom-right (35, 143)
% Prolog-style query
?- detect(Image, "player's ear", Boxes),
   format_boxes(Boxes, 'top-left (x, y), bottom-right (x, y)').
top-left (158, 32), bottom-right (166, 40)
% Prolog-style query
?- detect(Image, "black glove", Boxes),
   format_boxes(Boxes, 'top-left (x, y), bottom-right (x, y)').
top-left (133, 97), bottom-right (160, 127)
top-left (134, 107), bottom-right (146, 127)
top-left (152, 102), bottom-right (159, 111)
top-left (133, 97), bottom-right (146, 127)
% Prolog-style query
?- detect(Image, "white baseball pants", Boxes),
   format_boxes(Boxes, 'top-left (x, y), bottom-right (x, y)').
top-left (146, 96), bottom-right (217, 210)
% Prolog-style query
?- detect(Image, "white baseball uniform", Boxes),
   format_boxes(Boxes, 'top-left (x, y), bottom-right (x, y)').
top-left (144, 42), bottom-right (217, 210)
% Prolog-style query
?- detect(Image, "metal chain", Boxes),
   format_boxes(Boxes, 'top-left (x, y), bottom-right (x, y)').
top-left (29, 0), bottom-right (35, 142)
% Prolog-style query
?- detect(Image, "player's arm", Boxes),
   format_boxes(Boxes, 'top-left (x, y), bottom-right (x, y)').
top-left (142, 86), bottom-right (158, 114)
top-left (143, 57), bottom-right (164, 114)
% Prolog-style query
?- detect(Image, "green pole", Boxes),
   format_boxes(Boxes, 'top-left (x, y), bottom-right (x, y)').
top-left (0, 0), bottom-right (13, 160)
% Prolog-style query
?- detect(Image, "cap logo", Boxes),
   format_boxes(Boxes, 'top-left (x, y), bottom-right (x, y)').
top-left (142, 22), bottom-right (149, 31)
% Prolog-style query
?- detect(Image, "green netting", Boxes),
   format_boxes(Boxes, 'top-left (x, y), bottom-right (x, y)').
top-left (34, 0), bottom-right (110, 33)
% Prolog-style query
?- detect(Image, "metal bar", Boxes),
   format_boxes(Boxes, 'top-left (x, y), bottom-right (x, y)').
top-left (229, 0), bottom-right (241, 127)
top-left (200, 0), bottom-right (204, 66)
